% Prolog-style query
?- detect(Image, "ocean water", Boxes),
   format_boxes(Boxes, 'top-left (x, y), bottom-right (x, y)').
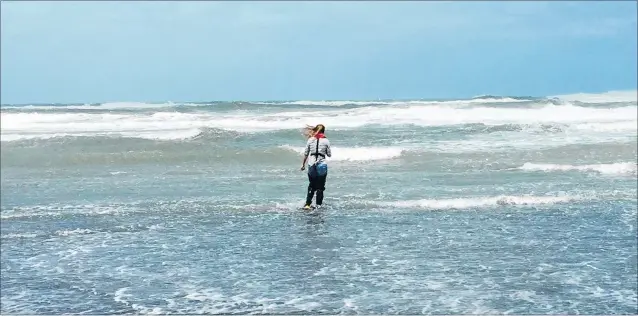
top-left (1, 91), bottom-right (637, 314)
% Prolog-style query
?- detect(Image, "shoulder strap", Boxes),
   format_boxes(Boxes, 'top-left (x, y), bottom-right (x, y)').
top-left (309, 137), bottom-right (325, 161)
top-left (315, 137), bottom-right (320, 163)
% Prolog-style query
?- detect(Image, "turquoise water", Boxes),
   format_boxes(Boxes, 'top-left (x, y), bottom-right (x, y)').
top-left (1, 96), bottom-right (637, 314)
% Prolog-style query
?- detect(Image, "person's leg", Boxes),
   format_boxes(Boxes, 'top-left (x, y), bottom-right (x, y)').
top-left (315, 173), bottom-right (328, 205)
top-left (305, 173), bottom-right (316, 206)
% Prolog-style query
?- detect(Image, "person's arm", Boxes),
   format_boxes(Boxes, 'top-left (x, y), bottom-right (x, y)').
top-left (325, 139), bottom-right (332, 157)
top-left (301, 140), bottom-right (310, 170)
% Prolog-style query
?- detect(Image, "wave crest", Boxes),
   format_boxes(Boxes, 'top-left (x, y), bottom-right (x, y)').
top-left (2, 102), bottom-right (635, 141)
top-left (377, 195), bottom-right (580, 210)
top-left (280, 145), bottom-right (404, 161)
top-left (551, 90), bottom-right (637, 103)
top-left (520, 162), bottom-right (637, 176)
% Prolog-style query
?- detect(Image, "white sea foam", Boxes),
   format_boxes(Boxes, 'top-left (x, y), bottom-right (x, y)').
top-left (520, 162), bottom-right (637, 176)
top-left (0, 129), bottom-right (204, 142)
top-left (424, 125), bottom-right (636, 153)
top-left (273, 97), bottom-right (530, 106)
top-left (551, 90), bottom-right (637, 103)
top-left (114, 287), bottom-right (132, 304)
top-left (378, 195), bottom-right (580, 210)
top-left (0, 204), bottom-right (143, 220)
top-left (2, 98), bottom-right (526, 110)
top-left (1, 102), bottom-right (635, 141)
top-left (274, 100), bottom-right (388, 106)
top-left (571, 121), bottom-right (638, 132)
top-left (0, 101), bottom-right (201, 110)
top-left (55, 228), bottom-right (95, 236)
top-left (67, 101), bottom-right (181, 110)
top-left (1, 233), bottom-right (39, 239)
top-left (470, 95), bottom-right (533, 103)
top-left (280, 145), bottom-right (405, 161)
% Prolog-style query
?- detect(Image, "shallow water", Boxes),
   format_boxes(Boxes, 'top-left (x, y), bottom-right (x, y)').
top-left (2, 96), bottom-right (637, 314)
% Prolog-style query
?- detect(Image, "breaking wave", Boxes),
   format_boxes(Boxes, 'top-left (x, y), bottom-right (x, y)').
top-left (550, 90), bottom-right (637, 104)
top-left (2, 102), bottom-right (635, 141)
top-left (376, 195), bottom-right (582, 210)
top-left (279, 145), bottom-right (405, 161)
top-left (519, 162), bottom-right (637, 176)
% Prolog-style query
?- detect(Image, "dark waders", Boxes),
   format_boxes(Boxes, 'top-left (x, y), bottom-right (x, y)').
top-left (305, 138), bottom-right (327, 206)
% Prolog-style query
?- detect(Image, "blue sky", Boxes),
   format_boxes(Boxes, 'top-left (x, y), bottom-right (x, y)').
top-left (1, 1), bottom-right (636, 104)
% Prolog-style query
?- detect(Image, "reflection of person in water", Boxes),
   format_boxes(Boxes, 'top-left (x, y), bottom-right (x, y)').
top-left (300, 124), bottom-right (332, 209)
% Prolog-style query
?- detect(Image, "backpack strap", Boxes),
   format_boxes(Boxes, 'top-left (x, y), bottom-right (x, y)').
top-left (309, 137), bottom-right (325, 163)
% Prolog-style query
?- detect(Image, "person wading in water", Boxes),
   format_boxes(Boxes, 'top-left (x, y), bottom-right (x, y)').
top-left (300, 124), bottom-right (332, 209)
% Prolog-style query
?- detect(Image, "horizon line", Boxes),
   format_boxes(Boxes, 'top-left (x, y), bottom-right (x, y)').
top-left (1, 89), bottom-right (636, 106)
